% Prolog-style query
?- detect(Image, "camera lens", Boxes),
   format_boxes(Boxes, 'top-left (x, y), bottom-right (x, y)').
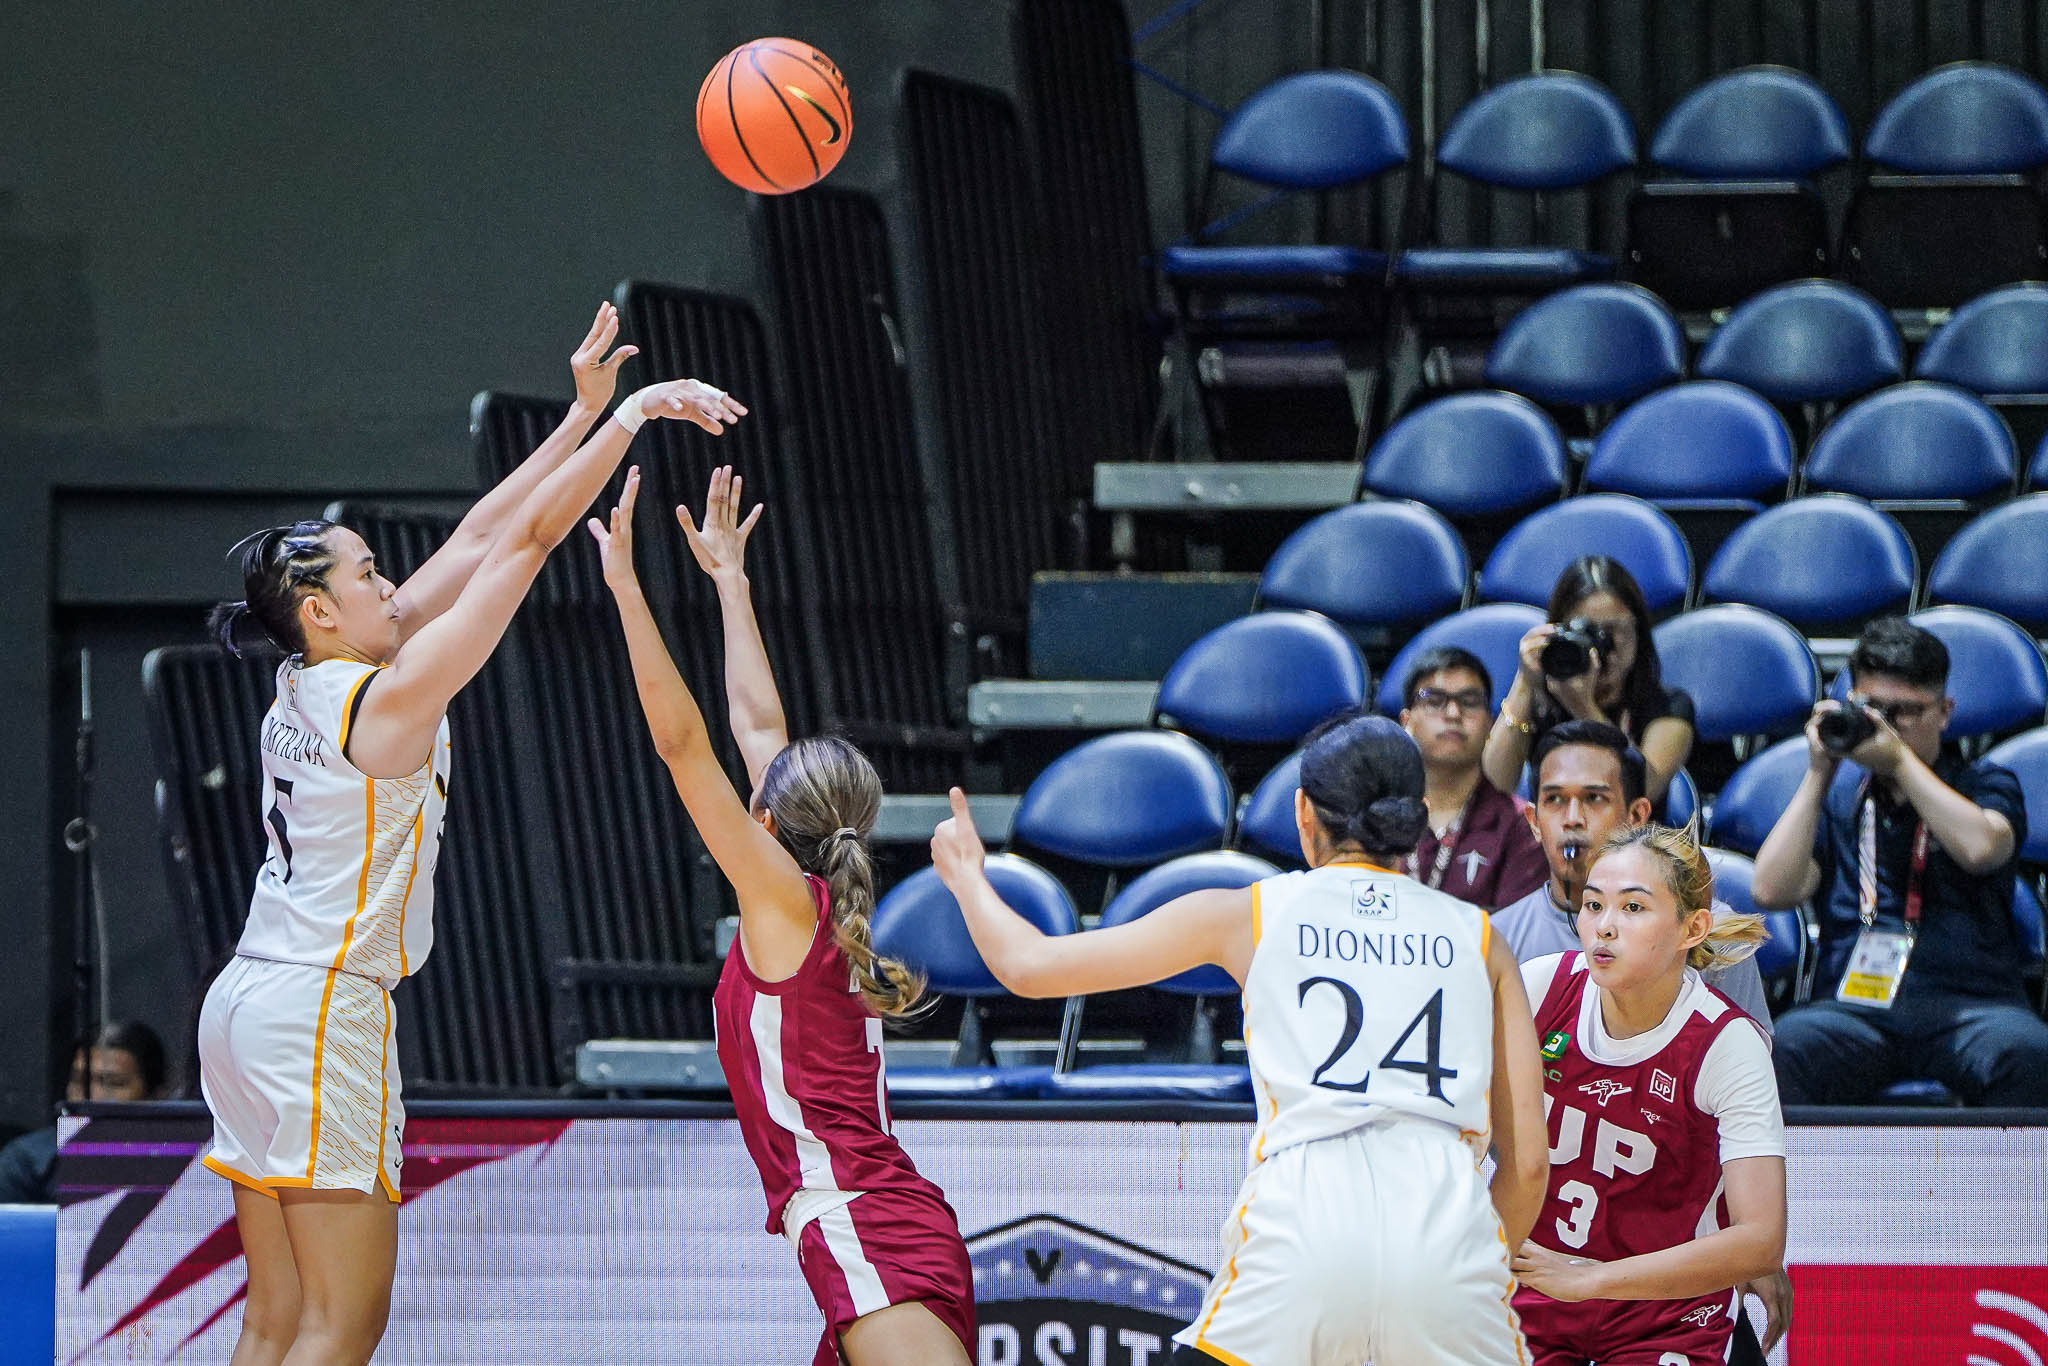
top-left (1817, 706), bottom-right (1876, 756)
top-left (1541, 622), bottom-right (1598, 679)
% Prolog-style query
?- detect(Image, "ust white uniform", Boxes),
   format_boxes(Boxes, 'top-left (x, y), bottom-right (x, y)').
top-left (198, 658), bottom-right (449, 1203)
top-left (1176, 862), bottom-right (1527, 1366)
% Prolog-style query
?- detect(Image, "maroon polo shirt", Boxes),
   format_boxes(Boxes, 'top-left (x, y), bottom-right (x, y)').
top-left (1404, 776), bottom-right (1548, 910)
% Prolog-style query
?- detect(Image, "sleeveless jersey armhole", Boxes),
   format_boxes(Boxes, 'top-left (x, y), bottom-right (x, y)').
top-left (1535, 951), bottom-right (1581, 1021)
top-left (337, 667), bottom-right (380, 768)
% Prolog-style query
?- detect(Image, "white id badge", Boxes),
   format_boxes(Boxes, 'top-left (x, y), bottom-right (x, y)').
top-left (1836, 928), bottom-right (1915, 1009)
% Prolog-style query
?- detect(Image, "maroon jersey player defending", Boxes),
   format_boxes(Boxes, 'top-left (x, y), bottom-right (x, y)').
top-left (594, 466), bottom-right (974, 1366)
top-left (1512, 824), bottom-right (1788, 1366)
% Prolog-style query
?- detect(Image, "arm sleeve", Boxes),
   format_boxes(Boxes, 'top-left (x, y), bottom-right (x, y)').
top-left (1694, 1023), bottom-right (1786, 1163)
top-left (1969, 764), bottom-right (2027, 865)
top-left (1521, 953), bottom-right (1565, 1009)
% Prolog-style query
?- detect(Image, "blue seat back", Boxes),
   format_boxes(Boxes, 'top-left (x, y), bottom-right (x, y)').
top-left (1100, 850), bottom-right (1280, 993)
top-left (1375, 603), bottom-right (1547, 715)
top-left (1914, 284), bottom-right (2048, 394)
top-left (1237, 749), bottom-right (1304, 864)
top-left (1437, 73), bottom-right (1637, 189)
top-left (1156, 611), bottom-right (1369, 745)
top-left (1650, 66), bottom-right (1851, 178)
top-left (1930, 495), bottom-right (2048, 631)
top-left (1362, 391), bottom-right (1568, 519)
top-left (1479, 494), bottom-right (1692, 615)
top-left (2034, 432), bottom-right (2048, 492)
top-left (1259, 501), bottom-right (1468, 628)
top-left (2014, 877), bottom-right (2047, 971)
top-left (1655, 605), bottom-right (1819, 742)
top-left (1483, 284), bottom-right (1684, 406)
top-left (1986, 727), bottom-right (2048, 864)
top-left (0, 1204), bottom-right (54, 1366)
top-left (1803, 383), bottom-right (2017, 501)
top-left (1212, 70), bottom-right (1409, 189)
top-left (1013, 731), bottom-right (1233, 867)
top-left (1865, 62), bottom-right (2048, 174)
top-left (1711, 735), bottom-right (1817, 855)
top-left (873, 855), bottom-right (1079, 995)
top-left (1695, 281), bottom-right (1903, 403)
top-left (1911, 606), bottom-right (2048, 737)
top-left (1703, 495), bottom-right (1916, 629)
top-left (1665, 767), bottom-right (1700, 829)
top-left (1586, 381), bottom-right (1795, 502)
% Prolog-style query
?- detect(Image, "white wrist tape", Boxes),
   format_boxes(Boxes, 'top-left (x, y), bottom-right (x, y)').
top-left (613, 390), bottom-right (649, 434)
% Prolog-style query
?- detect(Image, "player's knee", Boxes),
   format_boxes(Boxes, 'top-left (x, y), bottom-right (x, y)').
top-left (238, 1283), bottom-right (301, 1347)
top-left (295, 1293), bottom-right (391, 1363)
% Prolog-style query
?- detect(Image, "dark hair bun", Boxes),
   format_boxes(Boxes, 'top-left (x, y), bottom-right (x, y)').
top-left (1298, 710), bottom-right (1427, 857)
top-left (1348, 795), bottom-right (1428, 853)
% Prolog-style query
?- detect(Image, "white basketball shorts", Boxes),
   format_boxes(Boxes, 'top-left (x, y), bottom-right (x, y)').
top-left (1174, 1117), bottom-right (1527, 1366)
top-left (197, 954), bottom-right (403, 1202)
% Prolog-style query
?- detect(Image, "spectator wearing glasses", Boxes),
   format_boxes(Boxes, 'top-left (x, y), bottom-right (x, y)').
top-left (1398, 647), bottom-right (1548, 909)
top-left (1753, 618), bottom-right (2048, 1107)
top-left (1484, 557), bottom-right (1695, 804)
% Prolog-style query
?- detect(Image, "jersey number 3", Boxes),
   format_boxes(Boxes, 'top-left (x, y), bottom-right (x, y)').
top-left (1297, 977), bottom-right (1458, 1102)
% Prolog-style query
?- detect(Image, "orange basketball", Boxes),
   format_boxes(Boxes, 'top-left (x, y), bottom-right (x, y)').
top-left (697, 38), bottom-right (852, 195)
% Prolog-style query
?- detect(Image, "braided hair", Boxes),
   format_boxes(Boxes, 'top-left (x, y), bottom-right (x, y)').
top-left (1298, 710), bottom-right (1430, 864)
top-left (206, 521), bottom-right (341, 657)
top-left (755, 735), bottom-right (927, 1019)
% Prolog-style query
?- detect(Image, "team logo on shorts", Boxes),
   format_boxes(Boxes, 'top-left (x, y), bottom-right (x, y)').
top-left (1681, 1304), bottom-right (1723, 1327)
top-left (967, 1215), bottom-right (1211, 1363)
top-left (1540, 1030), bottom-right (1571, 1060)
top-left (1650, 1068), bottom-right (1679, 1104)
top-left (1349, 880), bottom-right (1398, 920)
top-left (1578, 1078), bottom-right (1632, 1106)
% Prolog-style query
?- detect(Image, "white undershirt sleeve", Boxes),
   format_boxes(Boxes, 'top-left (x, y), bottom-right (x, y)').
top-left (1693, 1020), bottom-right (1787, 1163)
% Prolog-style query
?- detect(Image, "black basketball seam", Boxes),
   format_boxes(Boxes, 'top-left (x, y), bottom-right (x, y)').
top-left (748, 47), bottom-right (821, 182)
top-left (727, 44), bottom-right (786, 192)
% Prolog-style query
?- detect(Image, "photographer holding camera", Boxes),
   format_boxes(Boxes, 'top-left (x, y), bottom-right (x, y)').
top-left (1753, 618), bottom-right (2048, 1107)
top-left (1484, 557), bottom-right (1697, 804)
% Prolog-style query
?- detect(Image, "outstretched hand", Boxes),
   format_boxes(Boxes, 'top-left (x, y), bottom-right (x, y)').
top-left (634, 378), bottom-right (749, 434)
top-left (679, 464), bottom-right (764, 581)
top-left (586, 466), bottom-right (643, 592)
top-left (571, 302), bottom-right (639, 411)
top-left (930, 788), bottom-right (988, 891)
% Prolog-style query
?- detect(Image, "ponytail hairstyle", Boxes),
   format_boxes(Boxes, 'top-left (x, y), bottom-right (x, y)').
top-left (1595, 823), bottom-right (1767, 973)
top-left (1298, 709), bottom-right (1430, 864)
top-left (755, 735), bottom-right (928, 1019)
top-left (207, 520), bottom-right (342, 657)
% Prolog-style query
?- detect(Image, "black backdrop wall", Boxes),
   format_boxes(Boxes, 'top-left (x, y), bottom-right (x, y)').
top-left (3, 0), bottom-right (2041, 1131)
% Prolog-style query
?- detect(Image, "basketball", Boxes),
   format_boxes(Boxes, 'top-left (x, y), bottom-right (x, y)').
top-left (696, 38), bottom-right (852, 195)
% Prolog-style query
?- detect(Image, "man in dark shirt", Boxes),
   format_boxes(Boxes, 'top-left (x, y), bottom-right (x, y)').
top-left (1753, 618), bottom-right (2048, 1106)
top-left (1399, 647), bottom-right (1548, 909)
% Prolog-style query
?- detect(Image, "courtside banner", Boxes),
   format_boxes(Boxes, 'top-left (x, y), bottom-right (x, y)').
top-left (55, 1116), bottom-right (2048, 1364)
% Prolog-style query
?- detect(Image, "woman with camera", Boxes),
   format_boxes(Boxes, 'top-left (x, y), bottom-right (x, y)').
top-left (1484, 556), bottom-right (1696, 804)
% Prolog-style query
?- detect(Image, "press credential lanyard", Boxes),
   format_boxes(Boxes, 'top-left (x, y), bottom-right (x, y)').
top-left (1835, 781), bottom-right (1929, 1009)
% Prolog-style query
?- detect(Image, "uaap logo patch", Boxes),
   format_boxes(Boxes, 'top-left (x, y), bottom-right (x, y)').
top-left (967, 1215), bottom-right (1211, 1364)
top-left (1349, 880), bottom-right (1398, 920)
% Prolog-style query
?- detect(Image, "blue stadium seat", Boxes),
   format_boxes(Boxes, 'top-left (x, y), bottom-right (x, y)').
top-left (1395, 73), bottom-right (1635, 292)
top-left (1039, 851), bottom-right (1278, 1102)
top-left (1655, 605), bottom-right (1819, 743)
top-left (1478, 495), bottom-right (1693, 615)
top-left (1665, 767), bottom-right (1700, 830)
top-left (1704, 848), bottom-right (1804, 1004)
top-left (1482, 284), bottom-right (1684, 407)
top-left (1630, 67), bottom-right (1850, 310)
top-left (1584, 381), bottom-right (1795, 506)
top-left (1928, 495), bottom-right (2048, 631)
top-left (1362, 391), bottom-right (1568, 520)
top-left (1841, 63), bottom-right (2048, 309)
top-left (1374, 603), bottom-right (1547, 716)
top-left (1710, 735), bottom-right (1820, 856)
top-left (1694, 280), bottom-right (1903, 406)
top-left (2033, 432), bottom-right (2048, 491)
top-left (1013, 731), bottom-right (1233, 868)
top-left (1911, 606), bottom-right (2048, 737)
top-left (873, 855), bottom-right (1077, 1097)
top-left (1236, 749), bottom-right (1305, 866)
top-left (1155, 612), bottom-right (1369, 747)
top-left (1258, 501), bottom-right (1468, 629)
top-left (1802, 383), bottom-right (2017, 501)
top-left (1915, 284), bottom-right (2048, 396)
top-left (1986, 728), bottom-right (2048, 865)
top-left (0, 1205), bottom-right (54, 1366)
top-left (1702, 495), bottom-right (1917, 630)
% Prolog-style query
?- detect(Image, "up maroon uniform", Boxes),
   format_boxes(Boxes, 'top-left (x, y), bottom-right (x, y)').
top-left (714, 875), bottom-right (975, 1365)
top-left (1513, 953), bottom-right (1784, 1366)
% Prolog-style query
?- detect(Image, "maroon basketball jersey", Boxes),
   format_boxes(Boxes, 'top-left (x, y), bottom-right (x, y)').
top-left (714, 875), bottom-right (943, 1233)
top-left (1515, 953), bottom-right (1760, 1359)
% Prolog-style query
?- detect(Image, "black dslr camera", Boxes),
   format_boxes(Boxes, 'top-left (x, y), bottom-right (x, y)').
top-left (1817, 696), bottom-right (1879, 756)
top-left (1540, 618), bottom-right (1615, 680)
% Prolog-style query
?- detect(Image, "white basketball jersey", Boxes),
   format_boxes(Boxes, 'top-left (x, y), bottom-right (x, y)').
top-left (235, 658), bottom-right (450, 985)
top-left (1242, 862), bottom-right (1496, 1163)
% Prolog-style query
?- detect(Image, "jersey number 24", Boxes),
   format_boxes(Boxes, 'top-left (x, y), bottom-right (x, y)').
top-left (1298, 977), bottom-right (1459, 1102)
